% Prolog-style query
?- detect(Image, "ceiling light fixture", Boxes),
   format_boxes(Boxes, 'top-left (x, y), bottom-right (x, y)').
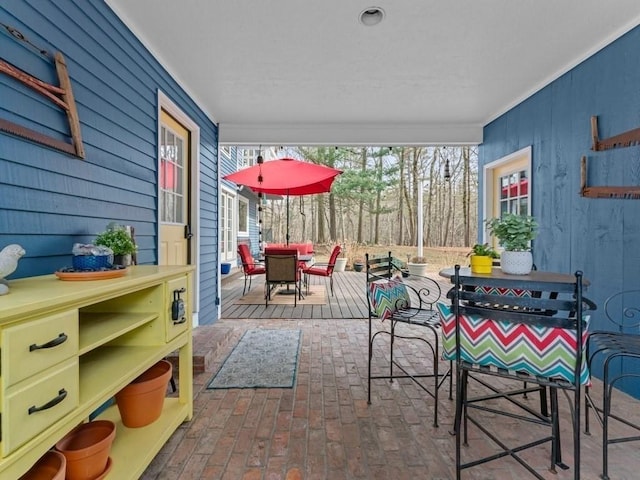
top-left (359, 7), bottom-right (385, 27)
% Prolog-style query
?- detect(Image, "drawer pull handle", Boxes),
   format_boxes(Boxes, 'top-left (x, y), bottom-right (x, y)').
top-left (28, 389), bottom-right (67, 415)
top-left (30, 333), bottom-right (68, 351)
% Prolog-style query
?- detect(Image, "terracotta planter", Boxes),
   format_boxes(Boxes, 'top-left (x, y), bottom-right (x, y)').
top-left (470, 255), bottom-right (493, 274)
top-left (115, 359), bottom-right (172, 428)
top-left (19, 450), bottom-right (66, 480)
top-left (55, 420), bottom-right (115, 480)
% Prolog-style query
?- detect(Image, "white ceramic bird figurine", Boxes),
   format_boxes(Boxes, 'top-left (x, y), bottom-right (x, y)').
top-left (0, 244), bottom-right (26, 295)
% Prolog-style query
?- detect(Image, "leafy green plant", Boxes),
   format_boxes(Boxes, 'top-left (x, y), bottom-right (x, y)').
top-left (468, 243), bottom-right (500, 258)
top-left (94, 227), bottom-right (137, 255)
top-left (485, 214), bottom-right (538, 251)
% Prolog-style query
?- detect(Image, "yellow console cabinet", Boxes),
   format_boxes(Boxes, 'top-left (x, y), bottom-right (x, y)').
top-left (0, 265), bottom-right (194, 479)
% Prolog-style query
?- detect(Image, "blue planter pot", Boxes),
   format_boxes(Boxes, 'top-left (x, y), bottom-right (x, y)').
top-left (221, 263), bottom-right (232, 274)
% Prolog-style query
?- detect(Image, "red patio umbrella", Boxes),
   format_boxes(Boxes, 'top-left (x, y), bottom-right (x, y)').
top-left (223, 158), bottom-right (342, 244)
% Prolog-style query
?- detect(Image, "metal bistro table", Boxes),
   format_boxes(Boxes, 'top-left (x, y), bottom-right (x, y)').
top-left (438, 265), bottom-right (592, 479)
top-left (438, 266), bottom-right (589, 287)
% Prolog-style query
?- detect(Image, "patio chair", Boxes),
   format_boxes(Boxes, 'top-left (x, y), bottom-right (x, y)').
top-left (238, 243), bottom-right (265, 295)
top-left (585, 289), bottom-right (640, 480)
top-left (265, 250), bottom-right (301, 306)
top-left (365, 252), bottom-right (451, 428)
top-left (444, 265), bottom-right (595, 480)
top-left (302, 244), bottom-right (341, 296)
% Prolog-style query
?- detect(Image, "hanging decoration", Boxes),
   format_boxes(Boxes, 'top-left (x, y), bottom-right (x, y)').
top-left (257, 150), bottom-right (264, 251)
top-left (0, 24), bottom-right (84, 158)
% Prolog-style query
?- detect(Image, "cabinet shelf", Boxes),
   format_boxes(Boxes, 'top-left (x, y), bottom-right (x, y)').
top-left (79, 312), bottom-right (158, 355)
top-left (99, 399), bottom-right (189, 479)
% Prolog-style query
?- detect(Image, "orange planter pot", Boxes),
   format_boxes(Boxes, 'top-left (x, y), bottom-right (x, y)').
top-left (55, 420), bottom-right (115, 480)
top-left (115, 360), bottom-right (172, 428)
top-left (19, 450), bottom-right (66, 480)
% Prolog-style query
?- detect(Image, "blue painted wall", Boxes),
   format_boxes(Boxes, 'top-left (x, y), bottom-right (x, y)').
top-left (0, 1), bottom-right (220, 324)
top-left (479, 26), bottom-right (640, 396)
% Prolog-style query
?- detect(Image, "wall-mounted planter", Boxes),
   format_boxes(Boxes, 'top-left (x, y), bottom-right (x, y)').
top-left (115, 360), bottom-right (172, 428)
top-left (55, 420), bottom-right (115, 480)
top-left (19, 449), bottom-right (66, 480)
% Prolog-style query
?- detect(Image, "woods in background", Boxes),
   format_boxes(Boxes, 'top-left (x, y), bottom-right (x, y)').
top-left (263, 146), bottom-right (478, 249)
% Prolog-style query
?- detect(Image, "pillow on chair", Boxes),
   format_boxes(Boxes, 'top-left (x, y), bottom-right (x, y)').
top-left (436, 302), bottom-right (590, 385)
top-left (368, 278), bottom-right (410, 320)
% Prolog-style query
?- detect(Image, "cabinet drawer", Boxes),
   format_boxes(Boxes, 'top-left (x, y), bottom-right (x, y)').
top-left (2, 310), bottom-right (79, 386)
top-left (166, 277), bottom-right (189, 341)
top-left (3, 358), bottom-right (79, 455)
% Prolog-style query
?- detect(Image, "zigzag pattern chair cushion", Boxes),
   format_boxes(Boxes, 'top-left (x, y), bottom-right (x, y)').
top-left (436, 302), bottom-right (590, 385)
top-left (368, 278), bottom-right (410, 320)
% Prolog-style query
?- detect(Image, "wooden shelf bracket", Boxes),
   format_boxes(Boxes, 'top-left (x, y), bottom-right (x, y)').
top-left (591, 115), bottom-right (640, 151)
top-left (581, 155), bottom-right (640, 199)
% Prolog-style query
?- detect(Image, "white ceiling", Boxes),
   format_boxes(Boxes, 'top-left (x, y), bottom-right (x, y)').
top-left (107, 1), bottom-right (640, 146)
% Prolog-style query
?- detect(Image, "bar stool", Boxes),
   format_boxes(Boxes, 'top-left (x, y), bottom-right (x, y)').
top-left (445, 265), bottom-right (593, 480)
top-left (585, 289), bottom-right (640, 480)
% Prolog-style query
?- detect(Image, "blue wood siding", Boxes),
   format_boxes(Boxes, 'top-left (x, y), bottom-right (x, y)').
top-left (0, 1), bottom-right (219, 324)
top-left (479, 26), bottom-right (640, 397)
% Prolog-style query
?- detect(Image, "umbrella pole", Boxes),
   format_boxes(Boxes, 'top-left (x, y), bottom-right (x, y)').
top-left (286, 192), bottom-right (290, 246)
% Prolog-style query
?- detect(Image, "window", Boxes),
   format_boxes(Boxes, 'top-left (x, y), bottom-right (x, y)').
top-left (483, 146), bottom-right (531, 243)
top-left (238, 148), bottom-right (259, 169)
top-left (238, 197), bottom-right (249, 235)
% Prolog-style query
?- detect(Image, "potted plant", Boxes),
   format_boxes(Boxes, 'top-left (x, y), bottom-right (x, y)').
top-left (334, 246), bottom-right (348, 272)
top-left (468, 243), bottom-right (500, 274)
top-left (352, 258), bottom-right (364, 272)
top-left (94, 226), bottom-right (137, 266)
top-left (407, 254), bottom-right (428, 277)
top-left (485, 213), bottom-right (538, 274)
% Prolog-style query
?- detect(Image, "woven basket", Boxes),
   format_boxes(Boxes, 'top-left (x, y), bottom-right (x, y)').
top-left (72, 255), bottom-right (113, 270)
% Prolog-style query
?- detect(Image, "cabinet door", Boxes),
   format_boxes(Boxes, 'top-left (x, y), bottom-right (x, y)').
top-left (166, 277), bottom-right (189, 341)
top-left (2, 310), bottom-right (78, 386)
top-left (3, 358), bottom-right (79, 455)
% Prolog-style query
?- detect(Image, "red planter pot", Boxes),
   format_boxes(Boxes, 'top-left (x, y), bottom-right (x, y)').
top-left (115, 360), bottom-right (172, 428)
top-left (55, 420), bottom-right (115, 480)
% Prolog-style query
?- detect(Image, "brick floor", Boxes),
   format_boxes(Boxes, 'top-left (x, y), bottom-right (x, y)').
top-left (141, 319), bottom-right (640, 480)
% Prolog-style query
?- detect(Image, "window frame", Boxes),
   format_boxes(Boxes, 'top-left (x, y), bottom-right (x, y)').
top-left (482, 146), bottom-right (532, 246)
top-left (238, 196), bottom-right (249, 236)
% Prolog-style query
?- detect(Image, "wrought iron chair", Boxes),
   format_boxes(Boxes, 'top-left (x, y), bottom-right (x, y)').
top-left (445, 265), bottom-right (594, 480)
top-left (237, 243), bottom-right (265, 295)
top-left (585, 289), bottom-right (640, 480)
top-left (264, 249), bottom-right (301, 306)
top-left (365, 252), bottom-right (451, 428)
top-left (302, 244), bottom-right (341, 296)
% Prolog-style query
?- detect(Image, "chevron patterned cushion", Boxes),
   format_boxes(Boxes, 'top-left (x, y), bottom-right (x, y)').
top-left (368, 278), bottom-right (411, 320)
top-left (437, 302), bottom-right (590, 385)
